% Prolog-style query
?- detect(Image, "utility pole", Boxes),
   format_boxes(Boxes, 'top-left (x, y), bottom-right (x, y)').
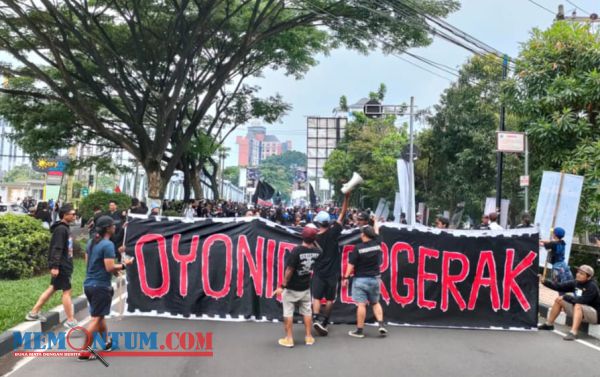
top-left (495, 55), bottom-right (509, 213)
top-left (408, 96), bottom-right (416, 225)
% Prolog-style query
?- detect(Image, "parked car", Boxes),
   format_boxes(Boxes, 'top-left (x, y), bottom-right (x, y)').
top-left (0, 203), bottom-right (29, 215)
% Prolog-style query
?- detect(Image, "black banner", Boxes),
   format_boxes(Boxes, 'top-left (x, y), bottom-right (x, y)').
top-left (124, 218), bottom-right (539, 329)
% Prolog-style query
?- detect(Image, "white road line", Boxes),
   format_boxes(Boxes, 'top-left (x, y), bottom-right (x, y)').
top-left (4, 292), bottom-right (127, 377)
top-left (552, 329), bottom-right (600, 352)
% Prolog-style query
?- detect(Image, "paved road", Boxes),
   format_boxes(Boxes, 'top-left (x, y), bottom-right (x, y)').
top-left (2, 315), bottom-right (599, 377)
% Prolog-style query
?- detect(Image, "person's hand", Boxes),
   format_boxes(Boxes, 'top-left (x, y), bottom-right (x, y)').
top-left (273, 287), bottom-right (284, 297)
top-left (345, 192), bottom-right (351, 199)
top-left (341, 278), bottom-right (348, 287)
top-left (118, 245), bottom-right (126, 254)
top-left (50, 268), bottom-right (59, 277)
top-left (123, 257), bottom-right (135, 266)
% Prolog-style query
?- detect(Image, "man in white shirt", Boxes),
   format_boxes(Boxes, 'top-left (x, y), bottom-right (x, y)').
top-left (488, 212), bottom-right (503, 230)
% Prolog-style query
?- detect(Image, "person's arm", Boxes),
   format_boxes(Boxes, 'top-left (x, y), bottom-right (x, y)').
top-left (342, 264), bottom-right (354, 287)
top-left (564, 284), bottom-right (599, 306)
top-left (48, 229), bottom-right (66, 276)
top-left (273, 267), bottom-right (295, 296)
top-left (337, 192), bottom-right (351, 225)
top-left (542, 279), bottom-right (575, 292)
top-left (103, 242), bottom-right (133, 273)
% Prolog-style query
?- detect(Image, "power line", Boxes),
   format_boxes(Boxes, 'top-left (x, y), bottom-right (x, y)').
top-left (567, 0), bottom-right (590, 15)
top-left (527, 0), bottom-right (556, 15)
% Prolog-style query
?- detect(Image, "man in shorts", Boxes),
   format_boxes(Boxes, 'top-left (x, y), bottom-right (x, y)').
top-left (26, 205), bottom-right (78, 328)
top-left (273, 226), bottom-right (320, 347)
top-left (539, 264), bottom-right (600, 340)
top-left (312, 191), bottom-right (351, 335)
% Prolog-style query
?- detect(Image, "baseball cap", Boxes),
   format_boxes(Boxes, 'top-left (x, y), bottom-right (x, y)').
top-left (553, 227), bottom-right (565, 239)
top-left (577, 265), bottom-right (595, 277)
top-left (356, 212), bottom-right (369, 221)
top-left (314, 211), bottom-right (331, 225)
top-left (95, 216), bottom-right (114, 231)
top-left (301, 226), bottom-right (318, 243)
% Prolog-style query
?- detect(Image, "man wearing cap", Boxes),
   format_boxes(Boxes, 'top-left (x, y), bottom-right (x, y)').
top-left (311, 192), bottom-right (351, 335)
top-left (539, 264), bottom-right (600, 340)
top-left (354, 211), bottom-right (370, 228)
top-left (541, 227), bottom-right (573, 284)
top-left (273, 226), bottom-right (321, 348)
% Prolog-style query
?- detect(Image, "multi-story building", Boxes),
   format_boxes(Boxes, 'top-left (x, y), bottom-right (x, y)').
top-left (0, 118), bottom-right (29, 177)
top-left (236, 124), bottom-right (292, 167)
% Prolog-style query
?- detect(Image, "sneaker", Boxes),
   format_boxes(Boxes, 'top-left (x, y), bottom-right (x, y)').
top-left (77, 352), bottom-right (96, 361)
top-left (278, 337), bottom-right (294, 348)
top-left (65, 320), bottom-right (78, 329)
top-left (348, 330), bottom-right (365, 338)
top-left (537, 323), bottom-right (554, 331)
top-left (103, 338), bottom-right (113, 352)
top-left (378, 326), bottom-right (388, 336)
top-left (313, 321), bottom-right (328, 336)
top-left (25, 312), bottom-right (47, 322)
top-left (563, 332), bottom-right (577, 341)
top-left (305, 336), bottom-right (315, 346)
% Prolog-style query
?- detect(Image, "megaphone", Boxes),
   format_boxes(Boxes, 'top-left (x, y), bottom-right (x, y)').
top-left (341, 172), bottom-right (363, 194)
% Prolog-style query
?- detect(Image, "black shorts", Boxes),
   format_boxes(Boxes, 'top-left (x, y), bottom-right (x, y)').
top-left (50, 271), bottom-right (72, 291)
top-left (311, 274), bottom-right (338, 301)
top-left (84, 286), bottom-right (114, 317)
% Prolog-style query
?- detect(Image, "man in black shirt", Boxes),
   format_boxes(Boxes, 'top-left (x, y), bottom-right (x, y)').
top-left (539, 265), bottom-right (600, 340)
top-left (311, 192), bottom-right (350, 336)
top-left (342, 224), bottom-right (388, 338)
top-left (273, 226), bottom-right (320, 348)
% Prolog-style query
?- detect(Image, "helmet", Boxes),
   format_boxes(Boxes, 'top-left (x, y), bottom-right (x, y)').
top-left (553, 227), bottom-right (565, 239)
top-left (314, 211), bottom-right (331, 225)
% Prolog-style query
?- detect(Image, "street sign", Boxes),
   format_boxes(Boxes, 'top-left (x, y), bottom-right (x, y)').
top-left (81, 187), bottom-right (89, 197)
top-left (497, 131), bottom-right (525, 153)
top-left (520, 175), bottom-right (530, 187)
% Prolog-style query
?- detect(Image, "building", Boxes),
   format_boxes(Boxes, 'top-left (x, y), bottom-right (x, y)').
top-left (236, 124), bottom-right (292, 167)
top-left (0, 118), bottom-right (30, 178)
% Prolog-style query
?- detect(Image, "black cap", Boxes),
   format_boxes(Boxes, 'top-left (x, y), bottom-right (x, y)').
top-left (357, 212), bottom-right (369, 221)
top-left (95, 216), bottom-right (115, 231)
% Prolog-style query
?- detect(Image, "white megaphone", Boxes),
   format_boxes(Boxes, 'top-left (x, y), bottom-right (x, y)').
top-left (341, 172), bottom-right (363, 194)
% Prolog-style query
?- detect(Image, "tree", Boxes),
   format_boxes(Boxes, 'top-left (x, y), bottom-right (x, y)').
top-left (324, 108), bottom-right (408, 208)
top-left (258, 150), bottom-right (307, 201)
top-left (417, 54), bottom-right (523, 223)
top-left (2, 164), bottom-right (44, 183)
top-left (0, 0), bottom-right (458, 199)
top-left (223, 166), bottom-right (241, 186)
top-left (508, 21), bottom-right (600, 231)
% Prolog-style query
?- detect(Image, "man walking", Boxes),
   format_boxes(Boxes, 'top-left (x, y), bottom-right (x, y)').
top-left (311, 191), bottom-right (350, 336)
top-left (342, 224), bottom-right (388, 338)
top-left (26, 205), bottom-right (78, 327)
top-left (273, 226), bottom-right (320, 348)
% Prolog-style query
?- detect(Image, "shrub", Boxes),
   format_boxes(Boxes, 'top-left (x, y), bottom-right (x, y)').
top-left (78, 191), bottom-right (132, 220)
top-left (0, 214), bottom-right (51, 279)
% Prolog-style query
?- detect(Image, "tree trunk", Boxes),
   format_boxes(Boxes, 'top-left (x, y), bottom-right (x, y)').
top-left (145, 163), bottom-right (168, 200)
top-left (203, 159), bottom-right (219, 200)
top-left (190, 160), bottom-right (203, 200)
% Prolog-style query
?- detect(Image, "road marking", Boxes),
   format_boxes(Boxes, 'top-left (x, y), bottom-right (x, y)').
top-left (552, 330), bottom-right (600, 352)
top-left (4, 292), bottom-right (126, 377)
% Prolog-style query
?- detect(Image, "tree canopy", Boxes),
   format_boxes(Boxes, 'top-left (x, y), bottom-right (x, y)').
top-left (0, 0), bottom-right (459, 199)
top-left (258, 150), bottom-right (307, 201)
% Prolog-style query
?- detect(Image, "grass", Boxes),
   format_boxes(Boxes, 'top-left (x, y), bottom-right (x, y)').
top-left (0, 258), bottom-right (87, 333)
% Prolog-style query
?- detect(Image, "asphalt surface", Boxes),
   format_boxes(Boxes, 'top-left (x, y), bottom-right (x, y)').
top-left (2, 315), bottom-right (600, 377)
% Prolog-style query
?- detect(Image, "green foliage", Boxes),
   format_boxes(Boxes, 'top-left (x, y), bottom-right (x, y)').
top-left (417, 54), bottom-right (523, 222)
top-left (509, 22), bottom-right (600, 231)
top-left (223, 166), bottom-right (240, 186)
top-left (258, 150), bottom-right (308, 200)
top-left (324, 109), bottom-right (408, 208)
top-left (78, 191), bottom-right (131, 220)
top-left (0, 214), bottom-right (51, 279)
top-left (2, 164), bottom-right (44, 183)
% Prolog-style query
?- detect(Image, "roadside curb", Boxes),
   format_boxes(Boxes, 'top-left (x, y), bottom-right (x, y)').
top-left (0, 276), bottom-right (126, 358)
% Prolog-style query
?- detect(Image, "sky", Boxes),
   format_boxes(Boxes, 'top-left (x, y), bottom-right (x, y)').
top-left (221, 0), bottom-right (581, 167)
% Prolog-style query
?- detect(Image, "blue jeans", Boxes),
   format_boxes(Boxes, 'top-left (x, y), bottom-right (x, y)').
top-left (352, 276), bottom-right (381, 304)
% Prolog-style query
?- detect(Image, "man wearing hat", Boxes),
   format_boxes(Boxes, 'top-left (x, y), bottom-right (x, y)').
top-left (354, 211), bottom-right (370, 228)
top-left (311, 191), bottom-right (351, 336)
top-left (539, 264), bottom-right (600, 340)
top-left (273, 226), bottom-right (321, 348)
top-left (541, 227), bottom-right (573, 285)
